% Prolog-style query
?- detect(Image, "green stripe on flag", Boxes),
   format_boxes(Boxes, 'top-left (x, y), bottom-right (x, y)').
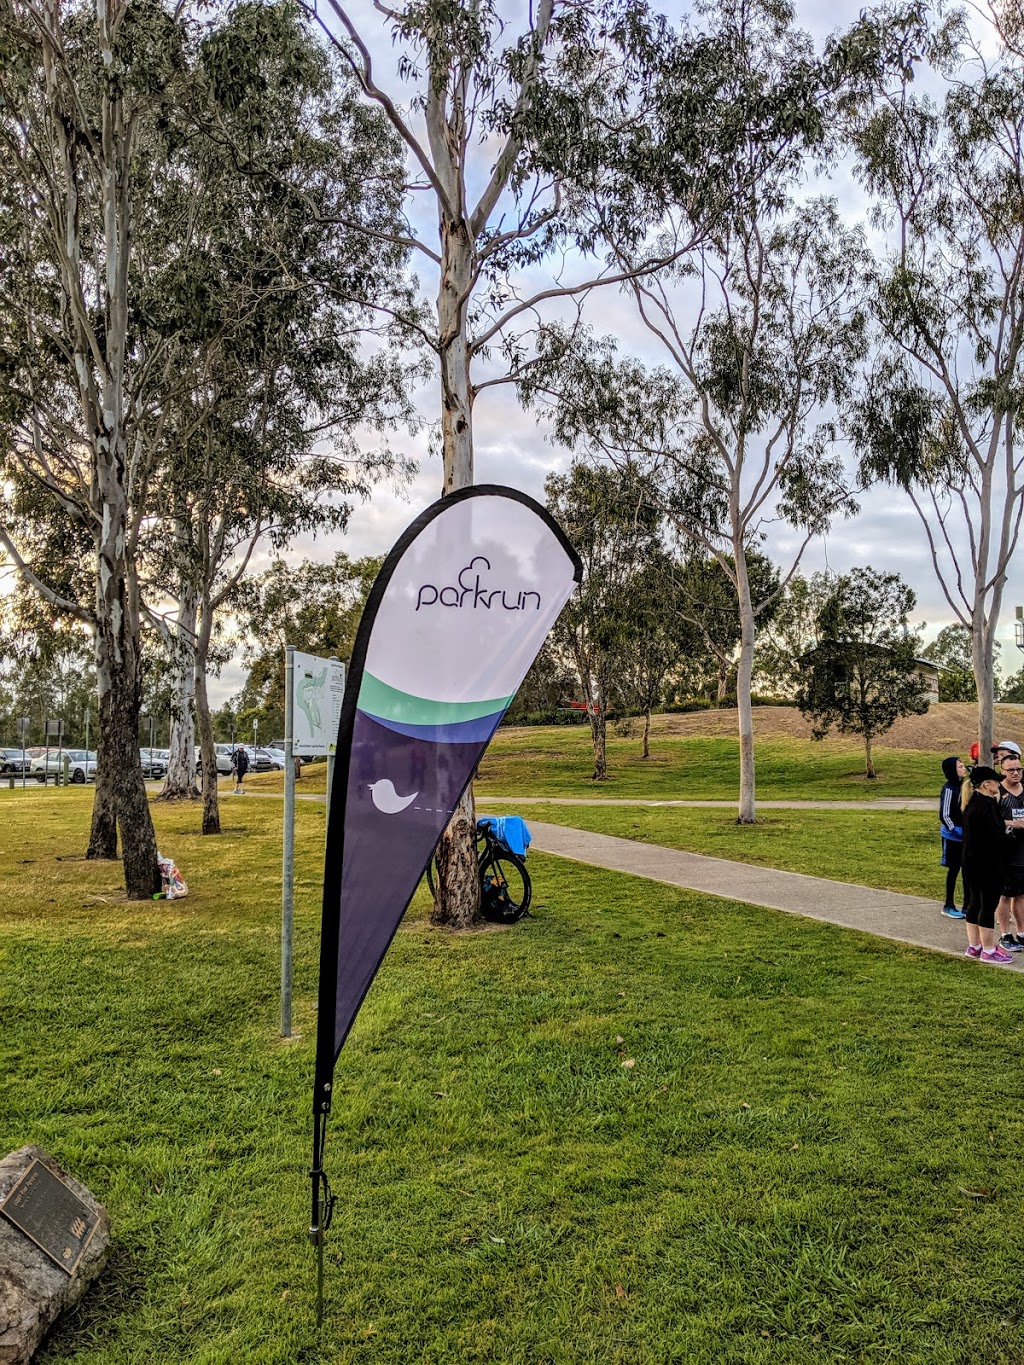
top-left (358, 671), bottom-right (513, 725)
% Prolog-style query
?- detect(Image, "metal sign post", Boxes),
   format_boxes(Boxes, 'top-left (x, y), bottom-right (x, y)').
top-left (280, 649), bottom-right (345, 1037)
top-left (44, 719), bottom-right (63, 786)
top-left (281, 646), bottom-right (296, 1038)
top-left (324, 657), bottom-right (342, 829)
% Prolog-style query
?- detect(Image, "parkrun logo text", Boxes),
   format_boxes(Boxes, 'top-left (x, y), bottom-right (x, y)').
top-left (415, 556), bottom-right (542, 612)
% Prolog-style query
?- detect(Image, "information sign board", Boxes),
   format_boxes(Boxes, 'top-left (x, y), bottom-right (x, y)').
top-left (292, 653), bottom-right (345, 756)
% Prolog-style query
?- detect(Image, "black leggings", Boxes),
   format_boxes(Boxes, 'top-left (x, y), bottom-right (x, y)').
top-left (944, 840), bottom-right (967, 907)
top-left (965, 878), bottom-right (1000, 930)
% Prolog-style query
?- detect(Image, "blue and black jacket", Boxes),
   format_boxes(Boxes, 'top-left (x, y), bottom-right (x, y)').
top-left (939, 755), bottom-right (964, 844)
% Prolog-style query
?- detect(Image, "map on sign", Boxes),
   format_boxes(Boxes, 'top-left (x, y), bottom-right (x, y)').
top-left (292, 652), bottom-right (346, 756)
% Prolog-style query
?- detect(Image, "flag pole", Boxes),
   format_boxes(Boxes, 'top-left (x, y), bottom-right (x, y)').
top-left (309, 1107), bottom-right (334, 1328)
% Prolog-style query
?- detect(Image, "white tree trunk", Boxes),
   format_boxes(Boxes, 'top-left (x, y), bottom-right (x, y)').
top-left (161, 585), bottom-right (198, 799)
top-left (432, 207), bottom-right (481, 925)
top-left (194, 606), bottom-right (221, 836)
top-left (438, 218), bottom-right (475, 492)
top-left (973, 621), bottom-right (997, 759)
top-left (734, 541), bottom-right (757, 824)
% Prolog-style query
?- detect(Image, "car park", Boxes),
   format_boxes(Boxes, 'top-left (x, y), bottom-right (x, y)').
top-left (242, 746), bottom-right (274, 773)
top-left (195, 743), bottom-right (235, 776)
top-left (0, 748), bottom-right (32, 775)
top-left (32, 749), bottom-right (98, 783)
top-left (270, 741), bottom-right (308, 765)
top-left (139, 748), bottom-right (166, 779)
top-left (261, 747), bottom-right (287, 770)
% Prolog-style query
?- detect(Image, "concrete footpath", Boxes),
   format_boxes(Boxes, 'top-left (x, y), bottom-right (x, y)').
top-left (479, 796), bottom-right (932, 810)
top-left (527, 819), bottom-right (1024, 969)
top-left (235, 790), bottom-right (1012, 967)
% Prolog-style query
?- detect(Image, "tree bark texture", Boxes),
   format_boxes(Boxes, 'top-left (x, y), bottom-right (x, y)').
top-left (12, 0), bottom-right (162, 898)
top-left (87, 523), bottom-right (160, 897)
top-left (159, 584), bottom-right (199, 800)
top-left (590, 702), bottom-right (608, 781)
top-left (734, 545), bottom-right (757, 824)
top-left (194, 611), bottom-right (221, 836)
top-left (432, 209), bottom-right (480, 922)
top-left (864, 733), bottom-right (876, 779)
top-left (438, 218), bottom-right (475, 495)
top-left (642, 707), bottom-right (651, 759)
top-left (429, 789), bottom-right (479, 929)
top-left (974, 625), bottom-right (997, 760)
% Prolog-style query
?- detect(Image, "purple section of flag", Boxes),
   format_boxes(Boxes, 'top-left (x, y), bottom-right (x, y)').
top-left (363, 710), bottom-right (503, 745)
top-left (331, 709), bottom-right (495, 1052)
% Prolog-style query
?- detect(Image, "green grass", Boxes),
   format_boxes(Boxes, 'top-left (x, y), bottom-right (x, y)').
top-left (478, 730), bottom-right (942, 800)
top-left (522, 805), bottom-right (946, 900)
top-left (247, 731), bottom-right (942, 801)
top-left (3, 790), bottom-right (1024, 1362)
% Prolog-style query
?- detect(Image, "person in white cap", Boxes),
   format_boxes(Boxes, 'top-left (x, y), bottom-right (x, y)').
top-left (992, 739), bottom-right (1022, 766)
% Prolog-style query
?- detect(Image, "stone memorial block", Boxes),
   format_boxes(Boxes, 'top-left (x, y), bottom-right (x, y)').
top-left (0, 1147), bottom-right (110, 1365)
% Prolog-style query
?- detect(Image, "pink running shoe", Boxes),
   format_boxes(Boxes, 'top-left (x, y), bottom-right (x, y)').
top-left (964, 945), bottom-right (982, 958)
top-left (981, 947), bottom-right (1015, 965)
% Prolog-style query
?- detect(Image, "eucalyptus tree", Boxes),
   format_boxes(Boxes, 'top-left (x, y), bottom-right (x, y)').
top-left (139, 3), bottom-right (413, 830)
top-left (671, 551), bottom-right (780, 706)
top-left (851, 9), bottom-right (1024, 755)
top-left (517, 0), bottom-right (924, 822)
top-left (0, 0), bottom-right (198, 893)
top-left (617, 550), bottom-right (691, 760)
top-left (752, 570), bottom-right (833, 698)
top-left (795, 568), bottom-right (928, 778)
top-left (298, 0), bottom-right (801, 920)
top-left (545, 462), bottom-right (664, 780)
top-left (527, 198), bottom-right (869, 822)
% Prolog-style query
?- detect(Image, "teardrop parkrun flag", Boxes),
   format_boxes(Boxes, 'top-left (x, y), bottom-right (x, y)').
top-left (313, 486), bottom-right (582, 1111)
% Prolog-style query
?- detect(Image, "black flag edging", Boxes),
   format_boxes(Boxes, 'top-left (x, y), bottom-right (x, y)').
top-left (307, 485), bottom-right (582, 1324)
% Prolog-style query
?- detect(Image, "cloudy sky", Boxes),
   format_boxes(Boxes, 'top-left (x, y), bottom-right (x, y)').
top-left (212, 0), bottom-right (1024, 702)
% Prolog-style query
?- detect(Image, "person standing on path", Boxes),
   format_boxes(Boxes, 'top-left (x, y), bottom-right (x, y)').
top-left (232, 745), bottom-right (250, 795)
top-left (997, 753), bottom-right (1024, 951)
top-left (963, 766), bottom-right (1015, 964)
top-left (939, 756), bottom-right (968, 919)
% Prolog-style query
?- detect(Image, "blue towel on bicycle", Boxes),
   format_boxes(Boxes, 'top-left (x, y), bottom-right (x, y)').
top-left (478, 815), bottom-right (531, 858)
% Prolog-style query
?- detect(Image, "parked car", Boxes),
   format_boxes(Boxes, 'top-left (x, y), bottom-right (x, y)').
top-left (195, 743), bottom-right (235, 776)
top-left (270, 740), bottom-right (308, 765)
top-left (140, 748), bottom-right (166, 779)
top-left (0, 748), bottom-right (32, 775)
top-left (261, 747), bottom-right (287, 770)
top-left (242, 745), bottom-right (274, 773)
top-left (32, 749), bottom-right (98, 783)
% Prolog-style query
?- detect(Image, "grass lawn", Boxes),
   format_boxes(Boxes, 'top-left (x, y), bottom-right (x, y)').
top-left (3, 788), bottom-right (1024, 1363)
top-left (521, 805), bottom-right (948, 902)
top-left (249, 732), bottom-right (942, 802)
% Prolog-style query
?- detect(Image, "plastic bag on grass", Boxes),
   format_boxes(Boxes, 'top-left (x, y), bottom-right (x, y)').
top-left (157, 853), bottom-right (188, 901)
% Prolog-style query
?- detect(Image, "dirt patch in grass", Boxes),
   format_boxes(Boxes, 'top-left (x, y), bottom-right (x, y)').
top-left (637, 701), bottom-right (1024, 750)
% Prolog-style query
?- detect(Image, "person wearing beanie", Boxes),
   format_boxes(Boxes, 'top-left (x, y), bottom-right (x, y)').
top-left (963, 766), bottom-right (1015, 964)
top-left (938, 756), bottom-right (968, 918)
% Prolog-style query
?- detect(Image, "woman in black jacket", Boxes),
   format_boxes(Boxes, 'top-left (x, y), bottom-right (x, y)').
top-left (963, 766), bottom-right (1014, 964)
top-left (939, 755), bottom-right (968, 917)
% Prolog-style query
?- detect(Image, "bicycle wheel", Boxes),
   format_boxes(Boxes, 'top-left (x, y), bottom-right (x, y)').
top-left (480, 849), bottom-right (531, 922)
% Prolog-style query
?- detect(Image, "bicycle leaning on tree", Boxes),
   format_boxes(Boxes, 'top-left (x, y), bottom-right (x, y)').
top-left (426, 818), bottom-right (532, 922)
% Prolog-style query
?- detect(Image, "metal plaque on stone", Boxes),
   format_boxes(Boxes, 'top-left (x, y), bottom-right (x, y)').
top-left (0, 1158), bottom-right (100, 1275)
